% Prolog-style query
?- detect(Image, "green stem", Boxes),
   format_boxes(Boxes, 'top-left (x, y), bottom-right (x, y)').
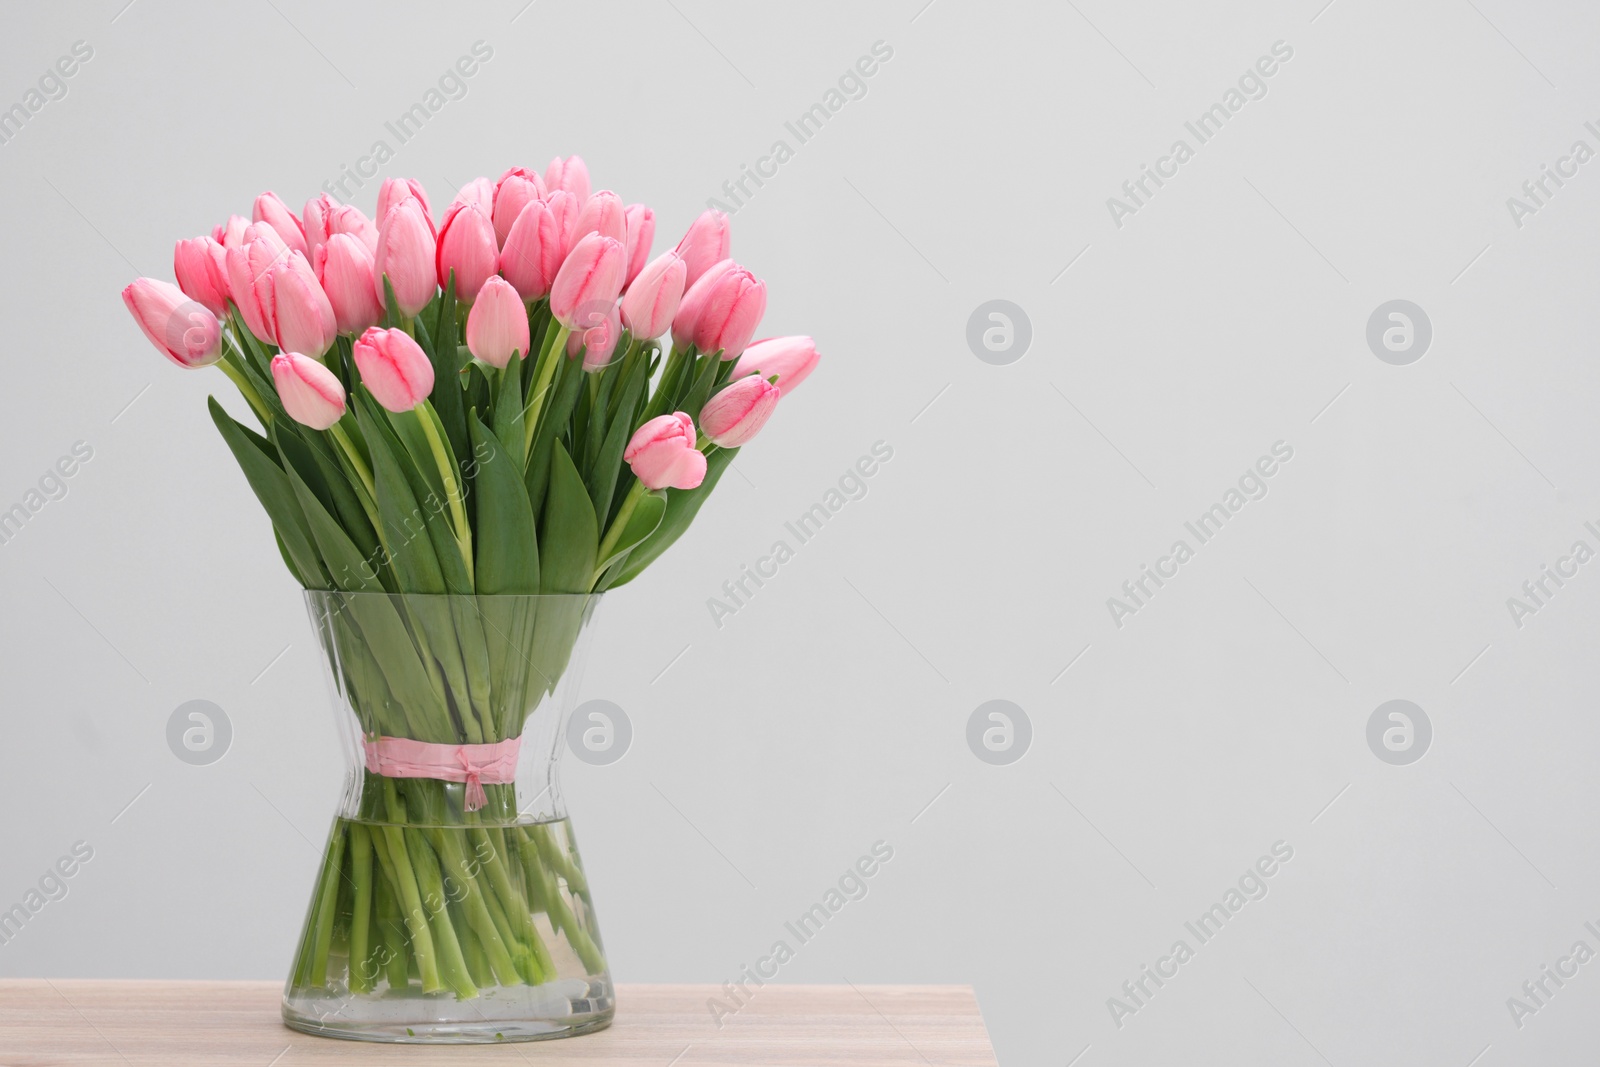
top-left (328, 421), bottom-right (376, 503)
top-left (593, 479), bottom-right (647, 582)
top-left (522, 324), bottom-right (572, 456)
top-left (405, 826), bottom-right (479, 999)
top-left (371, 791), bottom-right (442, 993)
top-left (347, 824), bottom-right (374, 994)
top-left (306, 824), bottom-right (347, 988)
top-left (217, 354), bottom-right (271, 426)
top-left (414, 407), bottom-right (473, 585)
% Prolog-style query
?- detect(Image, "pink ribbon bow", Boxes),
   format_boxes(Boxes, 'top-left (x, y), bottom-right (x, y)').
top-left (362, 735), bottom-right (522, 812)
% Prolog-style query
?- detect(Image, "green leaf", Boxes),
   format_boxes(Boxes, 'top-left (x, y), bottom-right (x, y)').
top-left (353, 391), bottom-right (445, 594)
top-left (586, 357), bottom-right (649, 521)
top-left (526, 355), bottom-right (585, 524)
top-left (468, 414), bottom-right (538, 594)
top-left (209, 396), bottom-right (327, 588)
top-left (416, 300), bottom-right (471, 469)
top-left (595, 489), bottom-right (666, 578)
top-left (277, 427), bottom-right (384, 594)
top-left (538, 440), bottom-right (597, 593)
top-left (678, 350), bottom-right (724, 423)
top-left (609, 446), bottom-right (739, 587)
top-left (381, 274), bottom-right (404, 330)
top-left (491, 351), bottom-right (526, 470)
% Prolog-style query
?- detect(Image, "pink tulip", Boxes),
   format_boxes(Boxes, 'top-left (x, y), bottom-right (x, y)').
top-left (544, 155), bottom-right (591, 204)
top-left (624, 412), bottom-right (706, 490)
top-left (452, 177), bottom-right (494, 215)
top-left (305, 195), bottom-right (378, 258)
top-left (546, 189), bottom-right (582, 259)
top-left (316, 233), bottom-right (384, 335)
top-left (669, 258), bottom-right (735, 347)
top-left (623, 204), bottom-right (655, 286)
top-left (499, 199), bottom-right (556, 300)
top-left (173, 236), bottom-right (230, 317)
top-left (566, 303), bottom-right (622, 371)
top-left (224, 225), bottom-right (290, 341)
top-left (465, 277), bottom-right (530, 369)
top-left (571, 190), bottom-right (626, 248)
top-left (271, 352), bottom-right (346, 430)
top-left (373, 198), bottom-right (437, 318)
top-left (685, 264), bottom-right (765, 358)
top-left (213, 214), bottom-right (251, 248)
top-left (435, 197), bottom-right (498, 302)
top-left (732, 336), bottom-right (820, 394)
top-left (673, 209), bottom-right (731, 286)
top-left (550, 233), bottom-right (625, 331)
top-left (122, 278), bottom-right (222, 368)
top-left (493, 167), bottom-right (545, 247)
top-left (253, 192), bottom-right (308, 257)
top-left (302, 194), bottom-right (338, 259)
top-left (353, 326), bottom-right (435, 412)
top-left (264, 251), bottom-right (337, 358)
top-left (700, 375), bottom-right (780, 447)
top-left (620, 252), bottom-right (687, 340)
top-left (376, 178), bottom-right (433, 234)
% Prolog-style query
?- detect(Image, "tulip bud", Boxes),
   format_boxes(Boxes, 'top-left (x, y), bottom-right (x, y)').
top-left (353, 326), bottom-right (435, 412)
top-left (466, 277), bottom-right (531, 369)
top-left (272, 352), bottom-right (347, 430)
top-left (550, 233), bottom-right (625, 331)
top-left (374, 199), bottom-right (438, 318)
top-left (686, 264), bottom-right (765, 359)
top-left (316, 233), bottom-right (384, 335)
top-left (545, 189), bottom-right (582, 260)
top-left (122, 278), bottom-right (222, 368)
top-left (669, 258), bottom-right (735, 347)
top-left (173, 236), bottom-right (230, 317)
top-left (624, 412), bottom-right (706, 490)
top-left (253, 191), bottom-right (308, 257)
top-left (499, 199), bottom-right (555, 300)
top-left (492, 167), bottom-right (546, 247)
top-left (265, 251), bottom-right (337, 359)
top-left (623, 203), bottom-right (655, 286)
top-left (620, 252), bottom-right (687, 340)
top-left (452, 177), bottom-right (494, 214)
top-left (700, 375), bottom-right (780, 447)
top-left (544, 155), bottom-right (591, 204)
top-left (571, 190), bottom-right (626, 248)
top-left (673, 209), bottom-right (731, 286)
top-left (732, 336), bottom-right (820, 394)
top-left (435, 197), bottom-right (499, 302)
top-left (213, 214), bottom-right (251, 248)
top-left (224, 226), bottom-right (290, 342)
top-left (304, 196), bottom-right (378, 258)
top-left (376, 178), bottom-right (433, 234)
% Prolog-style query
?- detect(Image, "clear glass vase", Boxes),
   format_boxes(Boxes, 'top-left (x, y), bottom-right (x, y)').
top-left (282, 591), bottom-right (614, 1044)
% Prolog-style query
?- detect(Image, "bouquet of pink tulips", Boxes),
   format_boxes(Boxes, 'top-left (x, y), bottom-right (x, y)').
top-left (120, 157), bottom-right (820, 1015)
top-left (124, 158), bottom-right (819, 597)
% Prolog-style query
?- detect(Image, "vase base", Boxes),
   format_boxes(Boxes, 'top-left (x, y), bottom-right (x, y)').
top-left (282, 977), bottom-right (615, 1044)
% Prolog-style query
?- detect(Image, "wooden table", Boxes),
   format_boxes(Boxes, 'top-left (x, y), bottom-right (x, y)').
top-left (0, 981), bottom-right (997, 1065)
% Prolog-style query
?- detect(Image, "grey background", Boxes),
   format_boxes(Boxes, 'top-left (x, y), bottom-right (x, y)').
top-left (1, 0), bottom-right (1597, 1063)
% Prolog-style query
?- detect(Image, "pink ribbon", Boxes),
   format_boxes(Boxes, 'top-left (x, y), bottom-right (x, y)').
top-left (362, 735), bottom-right (522, 812)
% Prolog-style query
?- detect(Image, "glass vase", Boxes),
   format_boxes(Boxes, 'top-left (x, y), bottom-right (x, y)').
top-left (281, 591), bottom-right (614, 1044)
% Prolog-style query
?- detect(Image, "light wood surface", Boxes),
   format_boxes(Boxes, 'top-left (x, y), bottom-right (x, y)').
top-left (0, 981), bottom-right (997, 1065)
